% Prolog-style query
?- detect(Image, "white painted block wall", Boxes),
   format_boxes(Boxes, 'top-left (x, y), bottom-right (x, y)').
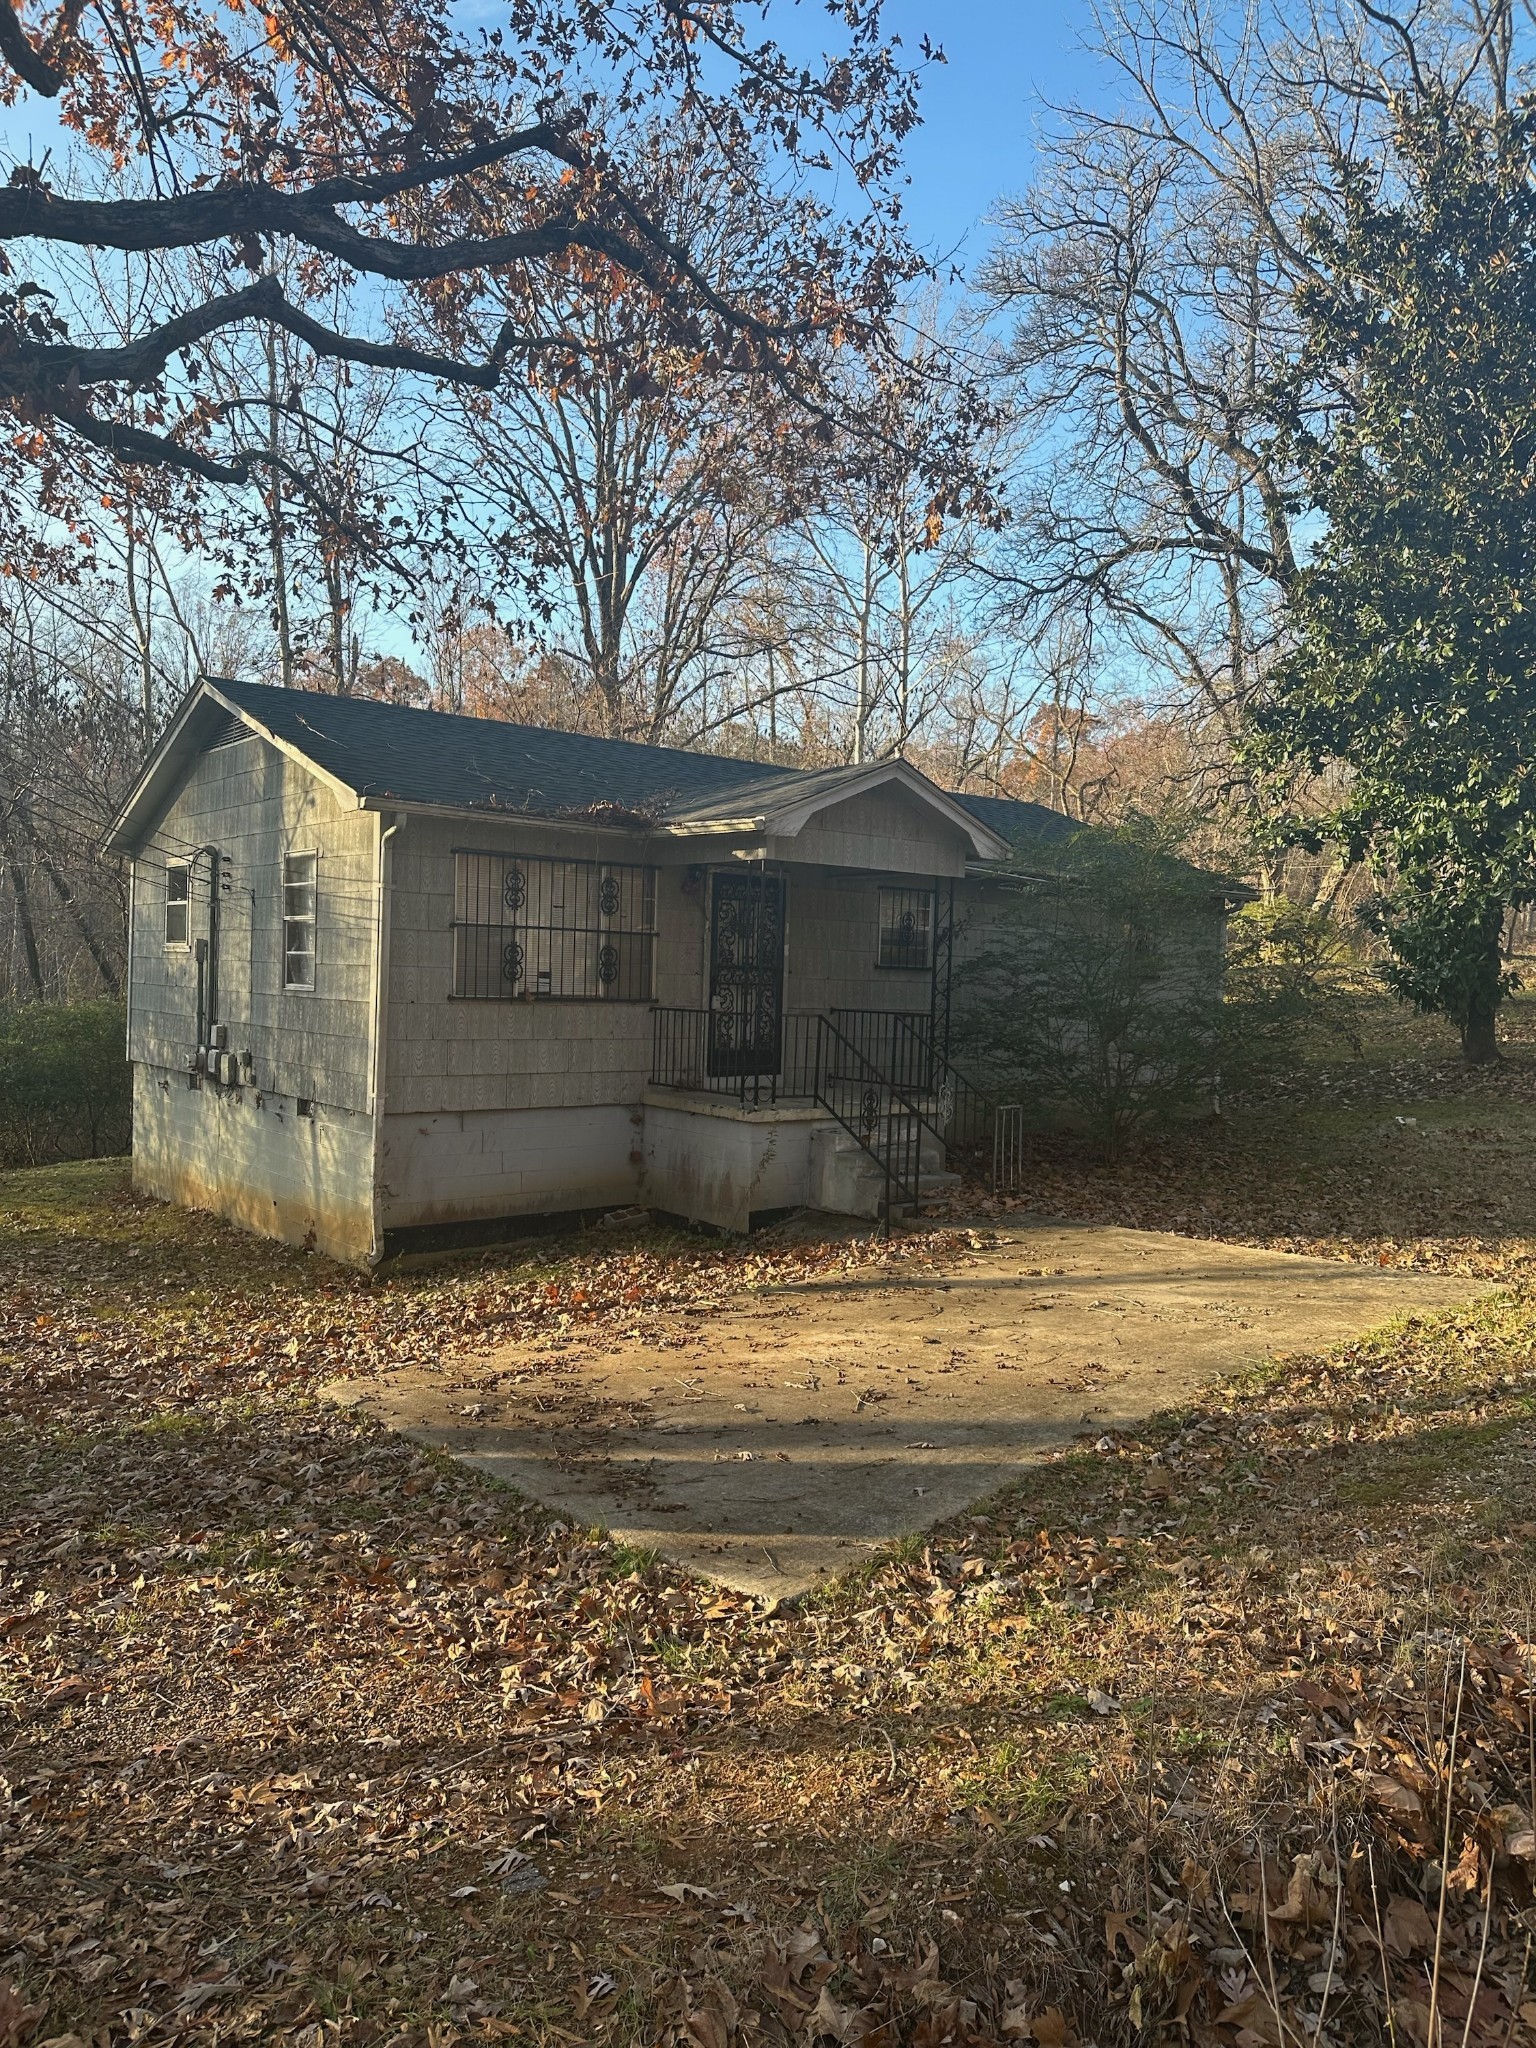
top-left (640, 1093), bottom-right (833, 1233)
top-left (133, 1065), bottom-right (374, 1263)
top-left (379, 1104), bottom-right (642, 1230)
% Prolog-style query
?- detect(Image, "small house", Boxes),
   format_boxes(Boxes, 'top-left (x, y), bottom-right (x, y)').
top-left (106, 678), bottom-right (1229, 1261)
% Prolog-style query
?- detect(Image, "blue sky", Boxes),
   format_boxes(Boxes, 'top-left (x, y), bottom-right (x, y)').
top-left (879, 0), bottom-right (1107, 266)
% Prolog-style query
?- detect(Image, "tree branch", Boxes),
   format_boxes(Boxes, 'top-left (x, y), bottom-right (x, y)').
top-left (14, 273), bottom-right (520, 389)
top-left (0, 0), bottom-right (66, 94)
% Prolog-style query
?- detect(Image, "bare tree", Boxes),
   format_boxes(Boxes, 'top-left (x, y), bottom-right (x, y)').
top-left (421, 126), bottom-right (810, 741)
top-left (978, 0), bottom-right (1536, 874)
top-left (0, 0), bottom-right (933, 543)
top-left (734, 303), bottom-right (1004, 765)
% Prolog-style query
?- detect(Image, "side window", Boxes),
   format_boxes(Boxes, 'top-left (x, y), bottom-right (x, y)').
top-left (877, 886), bottom-right (933, 970)
top-left (283, 852), bottom-right (317, 990)
top-left (165, 862), bottom-right (189, 946)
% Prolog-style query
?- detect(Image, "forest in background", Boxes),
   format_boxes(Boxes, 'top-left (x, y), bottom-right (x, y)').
top-left (6, 0), bottom-right (1536, 1047)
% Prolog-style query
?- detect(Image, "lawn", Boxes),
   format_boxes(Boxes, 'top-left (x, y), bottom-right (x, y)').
top-left (4, 1000), bottom-right (1536, 2047)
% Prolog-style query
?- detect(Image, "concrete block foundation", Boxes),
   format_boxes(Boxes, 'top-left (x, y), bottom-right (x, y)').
top-left (380, 1104), bottom-right (642, 1232)
top-left (132, 1063), bottom-right (375, 1264)
top-left (641, 1088), bottom-right (840, 1233)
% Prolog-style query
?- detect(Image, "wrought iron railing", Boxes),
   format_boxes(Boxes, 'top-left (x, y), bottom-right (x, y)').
top-left (813, 1012), bottom-right (923, 1225)
top-left (830, 1007), bottom-right (995, 1150)
top-left (650, 1007), bottom-right (820, 1107)
top-left (649, 1006), bottom-right (925, 1225)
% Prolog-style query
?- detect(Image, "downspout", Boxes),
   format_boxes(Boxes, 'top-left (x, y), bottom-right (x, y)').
top-left (125, 861), bottom-right (136, 1151)
top-left (366, 811), bottom-right (405, 1266)
top-left (124, 859), bottom-right (136, 1060)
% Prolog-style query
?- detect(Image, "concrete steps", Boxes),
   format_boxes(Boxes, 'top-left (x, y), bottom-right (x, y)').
top-left (809, 1122), bottom-right (957, 1221)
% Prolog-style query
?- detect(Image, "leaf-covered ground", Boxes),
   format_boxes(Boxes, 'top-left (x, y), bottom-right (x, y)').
top-left (6, 1002), bottom-right (1536, 2047)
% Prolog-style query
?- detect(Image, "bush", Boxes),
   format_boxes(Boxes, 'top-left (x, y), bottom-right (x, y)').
top-left (0, 1000), bottom-right (131, 1166)
top-left (952, 823), bottom-right (1227, 1160)
top-left (1220, 898), bottom-right (1370, 1078)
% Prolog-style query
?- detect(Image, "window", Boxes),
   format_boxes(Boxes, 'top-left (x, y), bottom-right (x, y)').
top-left (452, 852), bottom-right (656, 1000)
top-left (283, 852), bottom-right (317, 990)
top-left (877, 886), bottom-right (933, 970)
top-left (164, 863), bottom-right (189, 947)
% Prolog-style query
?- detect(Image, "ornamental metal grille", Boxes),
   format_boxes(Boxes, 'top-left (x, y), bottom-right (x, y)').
top-left (452, 852), bottom-right (656, 1000)
top-left (877, 886), bottom-right (933, 970)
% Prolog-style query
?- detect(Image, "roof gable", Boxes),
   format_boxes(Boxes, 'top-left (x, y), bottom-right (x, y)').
top-left (664, 758), bottom-right (1008, 860)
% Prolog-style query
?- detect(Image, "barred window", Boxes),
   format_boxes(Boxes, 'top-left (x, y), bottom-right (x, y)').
top-left (453, 852), bottom-right (656, 1000)
top-left (283, 852), bottom-right (317, 990)
top-left (165, 862), bottom-right (190, 947)
top-left (877, 886), bottom-right (932, 970)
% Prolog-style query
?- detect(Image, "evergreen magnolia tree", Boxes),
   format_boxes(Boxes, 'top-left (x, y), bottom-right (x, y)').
top-left (1256, 93), bottom-right (1536, 1063)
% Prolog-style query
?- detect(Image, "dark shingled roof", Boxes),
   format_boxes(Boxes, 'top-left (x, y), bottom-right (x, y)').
top-left (206, 676), bottom-right (1077, 851)
top-left (109, 681), bottom-right (1257, 906)
top-left (211, 676), bottom-right (791, 820)
top-left (949, 790), bottom-right (1081, 848)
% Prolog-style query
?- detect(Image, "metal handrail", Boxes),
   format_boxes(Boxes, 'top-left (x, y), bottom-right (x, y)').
top-left (650, 1006), bottom-right (821, 1107)
top-left (830, 1007), bottom-right (996, 1152)
top-left (809, 1011), bottom-right (924, 1227)
top-left (649, 1006), bottom-right (926, 1229)
top-left (894, 1012), bottom-right (996, 1150)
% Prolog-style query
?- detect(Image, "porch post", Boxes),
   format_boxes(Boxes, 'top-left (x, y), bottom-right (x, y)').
top-left (929, 875), bottom-right (955, 1065)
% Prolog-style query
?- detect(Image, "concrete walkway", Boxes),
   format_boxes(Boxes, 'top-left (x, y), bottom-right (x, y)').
top-left (326, 1217), bottom-right (1488, 1598)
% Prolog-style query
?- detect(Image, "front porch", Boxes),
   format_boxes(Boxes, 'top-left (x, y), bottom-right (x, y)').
top-left (643, 1004), bottom-right (989, 1231)
top-left (639, 1085), bottom-right (888, 1232)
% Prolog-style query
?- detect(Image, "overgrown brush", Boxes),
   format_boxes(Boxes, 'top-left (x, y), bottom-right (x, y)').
top-left (0, 999), bottom-right (129, 1166)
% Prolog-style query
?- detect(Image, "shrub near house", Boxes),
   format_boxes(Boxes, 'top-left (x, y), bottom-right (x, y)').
top-left (952, 826), bottom-right (1236, 1159)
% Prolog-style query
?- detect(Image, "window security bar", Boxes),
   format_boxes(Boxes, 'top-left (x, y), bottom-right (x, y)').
top-left (452, 852), bottom-right (657, 1001)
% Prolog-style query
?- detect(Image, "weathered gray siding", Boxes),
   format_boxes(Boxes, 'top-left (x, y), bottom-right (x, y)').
top-left (379, 815), bottom-right (695, 1231)
top-left (781, 872), bottom-right (934, 1018)
top-left (383, 814), bottom-right (703, 1118)
top-left (129, 734), bottom-right (377, 1108)
top-left (128, 734), bottom-right (379, 1261)
top-left (768, 784), bottom-right (971, 878)
top-left (951, 876), bottom-right (1228, 986)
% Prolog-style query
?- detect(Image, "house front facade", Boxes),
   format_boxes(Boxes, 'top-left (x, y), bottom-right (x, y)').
top-left (107, 678), bottom-right (1224, 1262)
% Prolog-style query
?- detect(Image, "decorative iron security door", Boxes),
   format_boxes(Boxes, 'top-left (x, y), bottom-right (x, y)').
top-left (708, 873), bottom-right (786, 1078)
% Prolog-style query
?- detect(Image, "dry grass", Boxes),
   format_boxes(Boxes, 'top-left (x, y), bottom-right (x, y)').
top-left (6, 1001), bottom-right (1536, 2046)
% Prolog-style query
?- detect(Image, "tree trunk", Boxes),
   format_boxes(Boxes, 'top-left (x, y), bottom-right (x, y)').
top-left (5, 842), bottom-right (44, 999)
top-left (1461, 991), bottom-right (1501, 1064)
top-left (267, 330), bottom-right (295, 688)
top-left (1458, 910), bottom-right (1506, 1065)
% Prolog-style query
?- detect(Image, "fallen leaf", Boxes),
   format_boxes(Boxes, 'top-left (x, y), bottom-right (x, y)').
top-left (0, 1985), bottom-right (45, 2048)
top-left (1383, 1894), bottom-right (1437, 1958)
top-left (1363, 1773), bottom-right (1424, 1822)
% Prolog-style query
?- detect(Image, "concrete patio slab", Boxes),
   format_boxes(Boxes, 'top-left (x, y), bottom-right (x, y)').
top-left (325, 1216), bottom-right (1490, 1598)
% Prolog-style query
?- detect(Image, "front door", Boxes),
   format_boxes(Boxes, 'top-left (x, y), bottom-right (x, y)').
top-left (708, 872), bottom-right (786, 1077)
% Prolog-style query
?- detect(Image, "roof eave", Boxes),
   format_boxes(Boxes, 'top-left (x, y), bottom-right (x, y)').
top-left (355, 793), bottom-right (686, 838)
top-left (964, 857), bottom-right (1256, 906)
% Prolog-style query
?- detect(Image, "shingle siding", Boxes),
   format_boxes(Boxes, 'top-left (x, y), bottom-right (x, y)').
top-left (383, 815), bottom-right (699, 1117)
top-left (129, 734), bottom-right (376, 1110)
